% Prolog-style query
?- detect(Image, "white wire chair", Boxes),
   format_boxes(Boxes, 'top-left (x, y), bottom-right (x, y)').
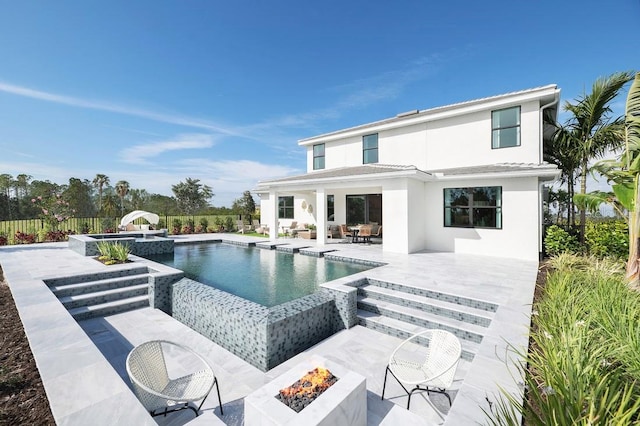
top-left (126, 340), bottom-right (223, 418)
top-left (381, 329), bottom-right (461, 409)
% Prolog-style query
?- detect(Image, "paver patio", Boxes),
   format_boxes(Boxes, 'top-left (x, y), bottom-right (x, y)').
top-left (0, 234), bottom-right (537, 425)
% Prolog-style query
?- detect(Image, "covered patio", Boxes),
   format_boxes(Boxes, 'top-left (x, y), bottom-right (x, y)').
top-left (255, 164), bottom-right (430, 253)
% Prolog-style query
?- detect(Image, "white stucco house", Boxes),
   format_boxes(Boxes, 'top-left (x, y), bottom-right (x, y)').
top-left (255, 85), bottom-right (561, 261)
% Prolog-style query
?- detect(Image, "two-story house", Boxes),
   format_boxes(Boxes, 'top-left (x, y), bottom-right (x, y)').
top-left (255, 85), bottom-right (561, 261)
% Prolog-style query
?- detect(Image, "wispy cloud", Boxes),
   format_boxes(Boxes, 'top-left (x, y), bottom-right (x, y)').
top-left (0, 81), bottom-right (243, 136)
top-left (245, 53), bottom-right (447, 140)
top-left (119, 133), bottom-right (217, 164)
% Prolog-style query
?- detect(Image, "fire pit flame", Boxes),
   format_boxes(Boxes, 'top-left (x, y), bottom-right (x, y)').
top-left (276, 367), bottom-right (339, 413)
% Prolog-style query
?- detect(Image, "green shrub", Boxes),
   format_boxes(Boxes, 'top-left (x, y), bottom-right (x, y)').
top-left (171, 218), bottom-right (182, 235)
top-left (585, 220), bottom-right (628, 259)
top-left (157, 218), bottom-right (166, 229)
top-left (544, 225), bottom-right (581, 256)
top-left (101, 218), bottom-right (115, 233)
top-left (485, 256), bottom-right (640, 424)
top-left (224, 216), bottom-right (235, 232)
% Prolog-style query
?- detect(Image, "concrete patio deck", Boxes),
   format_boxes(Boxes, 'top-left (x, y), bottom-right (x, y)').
top-left (0, 234), bottom-right (537, 425)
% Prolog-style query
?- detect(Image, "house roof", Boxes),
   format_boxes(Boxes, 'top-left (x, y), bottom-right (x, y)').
top-left (299, 85), bottom-right (560, 146)
top-left (254, 162), bottom-right (559, 191)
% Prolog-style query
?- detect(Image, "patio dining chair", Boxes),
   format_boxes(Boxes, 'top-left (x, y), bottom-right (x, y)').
top-left (381, 329), bottom-right (461, 410)
top-left (358, 224), bottom-right (372, 243)
top-left (126, 340), bottom-right (223, 418)
top-left (339, 224), bottom-right (352, 239)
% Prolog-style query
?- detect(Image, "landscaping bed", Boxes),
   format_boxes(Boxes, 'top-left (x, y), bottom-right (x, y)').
top-left (0, 267), bottom-right (54, 425)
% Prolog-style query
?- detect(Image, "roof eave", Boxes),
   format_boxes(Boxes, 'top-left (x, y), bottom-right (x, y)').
top-left (299, 85), bottom-right (560, 146)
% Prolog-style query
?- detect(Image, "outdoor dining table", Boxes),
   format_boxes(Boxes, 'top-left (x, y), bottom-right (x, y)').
top-left (348, 226), bottom-right (360, 243)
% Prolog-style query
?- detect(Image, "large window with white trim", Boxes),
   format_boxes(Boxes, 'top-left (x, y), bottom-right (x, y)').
top-left (444, 186), bottom-right (502, 228)
top-left (492, 106), bottom-right (520, 149)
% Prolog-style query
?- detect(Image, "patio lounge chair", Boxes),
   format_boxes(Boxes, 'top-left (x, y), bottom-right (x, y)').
top-left (126, 340), bottom-right (223, 418)
top-left (236, 220), bottom-right (250, 234)
top-left (381, 329), bottom-right (461, 410)
top-left (287, 221), bottom-right (299, 237)
top-left (252, 219), bottom-right (260, 230)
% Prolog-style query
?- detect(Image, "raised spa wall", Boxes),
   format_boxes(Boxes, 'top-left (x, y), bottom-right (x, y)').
top-left (171, 275), bottom-right (367, 372)
top-left (68, 231), bottom-right (173, 257)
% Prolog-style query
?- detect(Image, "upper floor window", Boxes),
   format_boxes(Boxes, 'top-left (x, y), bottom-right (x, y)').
top-left (444, 186), bottom-right (502, 228)
top-left (363, 133), bottom-right (378, 164)
top-left (278, 196), bottom-right (294, 219)
top-left (313, 144), bottom-right (325, 170)
top-left (492, 106), bottom-right (520, 149)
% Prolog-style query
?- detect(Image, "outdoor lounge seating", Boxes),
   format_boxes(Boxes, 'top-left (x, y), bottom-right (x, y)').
top-left (381, 329), bottom-right (461, 410)
top-left (339, 224), bottom-right (352, 239)
top-left (236, 220), bottom-right (250, 234)
top-left (126, 340), bottom-right (223, 418)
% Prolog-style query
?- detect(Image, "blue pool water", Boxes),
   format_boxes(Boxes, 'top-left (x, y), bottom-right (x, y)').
top-left (146, 243), bottom-right (373, 307)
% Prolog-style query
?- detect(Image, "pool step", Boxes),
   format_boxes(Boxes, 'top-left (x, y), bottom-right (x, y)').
top-left (68, 295), bottom-right (149, 321)
top-left (44, 267), bottom-right (152, 320)
top-left (49, 274), bottom-right (150, 297)
top-left (357, 310), bottom-right (478, 362)
top-left (59, 284), bottom-right (149, 310)
top-left (356, 280), bottom-right (498, 361)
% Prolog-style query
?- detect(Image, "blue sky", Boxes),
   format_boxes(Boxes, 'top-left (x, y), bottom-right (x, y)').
top-left (0, 1), bottom-right (637, 207)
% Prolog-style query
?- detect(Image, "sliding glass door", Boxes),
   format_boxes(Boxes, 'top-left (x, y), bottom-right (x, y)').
top-left (346, 194), bottom-right (382, 225)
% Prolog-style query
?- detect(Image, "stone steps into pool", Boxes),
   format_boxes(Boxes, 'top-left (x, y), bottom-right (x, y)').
top-left (356, 281), bottom-right (497, 361)
top-left (49, 274), bottom-right (150, 297)
top-left (44, 267), bottom-right (152, 320)
top-left (59, 284), bottom-right (149, 310)
top-left (68, 295), bottom-right (149, 321)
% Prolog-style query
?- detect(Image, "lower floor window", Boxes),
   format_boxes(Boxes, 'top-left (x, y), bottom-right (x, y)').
top-left (444, 187), bottom-right (502, 228)
top-left (278, 196), bottom-right (294, 219)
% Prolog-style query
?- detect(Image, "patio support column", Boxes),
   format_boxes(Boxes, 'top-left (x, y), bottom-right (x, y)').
top-left (269, 190), bottom-right (279, 239)
top-left (316, 189), bottom-right (327, 243)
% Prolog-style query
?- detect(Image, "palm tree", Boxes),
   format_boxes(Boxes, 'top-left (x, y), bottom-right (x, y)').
top-left (545, 128), bottom-right (580, 226)
top-left (559, 71), bottom-right (634, 242)
top-left (115, 180), bottom-right (130, 217)
top-left (92, 174), bottom-right (110, 214)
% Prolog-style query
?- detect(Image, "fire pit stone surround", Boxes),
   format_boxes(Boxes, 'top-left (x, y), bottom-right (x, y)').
top-left (245, 355), bottom-right (366, 426)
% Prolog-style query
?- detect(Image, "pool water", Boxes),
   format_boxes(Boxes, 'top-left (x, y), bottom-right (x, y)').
top-left (146, 243), bottom-right (373, 307)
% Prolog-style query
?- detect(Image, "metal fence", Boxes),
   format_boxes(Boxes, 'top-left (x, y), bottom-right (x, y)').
top-left (0, 214), bottom-right (251, 243)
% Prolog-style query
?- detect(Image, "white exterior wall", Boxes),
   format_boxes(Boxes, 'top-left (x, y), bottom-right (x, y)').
top-left (306, 99), bottom-right (542, 172)
top-left (423, 177), bottom-right (541, 261)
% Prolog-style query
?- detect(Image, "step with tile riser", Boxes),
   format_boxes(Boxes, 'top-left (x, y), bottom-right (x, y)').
top-left (365, 278), bottom-right (498, 313)
top-left (60, 284), bottom-right (149, 309)
top-left (357, 310), bottom-right (477, 361)
top-left (69, 296), bottom-right (149, 321)
top-left (357, 298), bottom-right (485, 344)
top-left (44, 266), bottom-right (151, 287)
top-left (50, 275), bottom-right (149, 297)
top-left (358, 285), bottom-right (492, 328)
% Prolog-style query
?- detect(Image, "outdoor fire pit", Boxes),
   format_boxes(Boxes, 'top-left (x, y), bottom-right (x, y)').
top-left (276, 367), bottom-right (339, 413)
top-left (245, 355), bottom-right (366, 426)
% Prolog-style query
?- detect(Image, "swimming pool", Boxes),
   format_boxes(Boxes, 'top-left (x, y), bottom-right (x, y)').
top-left (146, 242), bottom-right (373, 307)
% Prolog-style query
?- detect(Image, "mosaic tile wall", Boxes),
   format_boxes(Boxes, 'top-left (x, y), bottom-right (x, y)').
top-left (68, 234), bottom-right (174, 257)
top-left (171, 278), bottom-right (342, 371)
top-left (148, 271), bottom-right (184, 314)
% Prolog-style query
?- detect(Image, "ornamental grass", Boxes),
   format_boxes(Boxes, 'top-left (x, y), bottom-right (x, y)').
top-left (485, 254), bottom-right (640, 425)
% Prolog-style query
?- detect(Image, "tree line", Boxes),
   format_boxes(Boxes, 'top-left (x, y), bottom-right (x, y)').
top-left (0, 173), bottom-right (256, 221)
